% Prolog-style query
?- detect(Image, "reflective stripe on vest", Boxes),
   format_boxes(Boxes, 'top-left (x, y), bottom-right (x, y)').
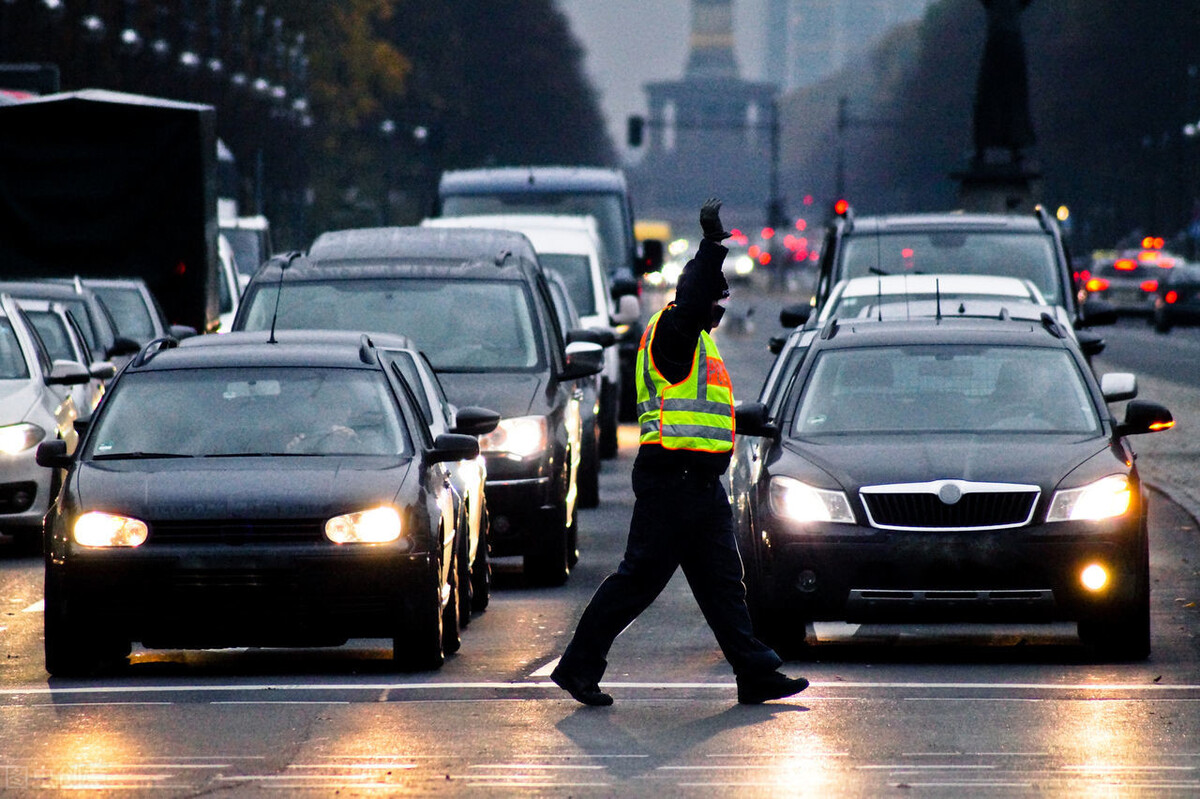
top-left (636, 307), bottom-right (734, 452)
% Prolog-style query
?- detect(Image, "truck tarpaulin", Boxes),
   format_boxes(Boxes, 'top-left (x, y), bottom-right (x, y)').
top-left (0, 89), bottom-right (220, 333)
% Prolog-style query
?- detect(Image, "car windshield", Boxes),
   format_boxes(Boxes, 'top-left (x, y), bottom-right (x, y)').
top-left (840, 232), bottom-right (1061, 304)
top-left (91, 287), bottom-right (157, 341)
top-left (85, 367), bottom-right (409, 458)
top-left (240, 278), bottom-right (543, 371)
top-left (540, 253), bottom-right (596, 315)
top-left (24, 311), bottom-right (75, 362)
top-left (791, 345), bottom-right (1099, 436)
top-left (0, 319), bottom-right (30, 379)
top-left (442, 192), bottom-right (627, 276)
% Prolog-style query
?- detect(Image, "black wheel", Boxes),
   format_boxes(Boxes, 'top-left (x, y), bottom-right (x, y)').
top-left (470, 508), bottom-right (492, 613)
top-left (598, 380), bottom-right (620, 459)
top-left (750, 605), bottom-right (811, 661)
top-left (1153, 308), bottom-right (1172, 334)
top-left (442, 544), bottom-right (462, 656)
top-left (44, 567), bottom-right (128, 676)
top-left (578, 426), bottom-right (601, 509)
top-left (524, 502), bottom-right (571, 587)
top-left (392, 551), bottom-right (445, 671)
top-left (456, 522), bottom-right (473, 629)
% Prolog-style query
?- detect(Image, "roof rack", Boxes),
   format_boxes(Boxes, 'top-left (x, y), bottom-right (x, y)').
top-left (1039, 312), bottom-right (1065, 339)
top-left (1033, 204), bottom-right (1053, 234)
top-left (358, 333), bottom-right (376, 365)
top-left (130, 336), bottom-right (179, 368)
top-left (494, 249), bottom-right (514, 266)
top-left (820, 317), bottom-right (839, 340)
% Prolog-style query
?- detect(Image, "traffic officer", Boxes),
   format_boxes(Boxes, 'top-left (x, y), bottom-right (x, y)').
top-left (551, 198), bottom-right (809, 706)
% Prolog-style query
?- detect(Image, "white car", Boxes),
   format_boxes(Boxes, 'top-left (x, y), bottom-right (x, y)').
top-left (15, 298), bottom-right (114, 420)
top-left (0, 295), bottom-right (89, 550)
top-left (422, 213), bottom-right (639, 459)
top-left (816, 273), bottom-right (1048, 326)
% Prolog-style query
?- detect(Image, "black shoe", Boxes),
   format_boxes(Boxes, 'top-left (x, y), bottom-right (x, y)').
top-left (551, 665), bottom-right (613, 707)
top-left (736, 671), bottom-right (809, 704)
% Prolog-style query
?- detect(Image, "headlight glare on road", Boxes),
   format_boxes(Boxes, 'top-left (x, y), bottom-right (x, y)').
top-left (325, 506), bottom-right (403, 544)
top-left (73, 511), bottom-right (149, 547)
top-left (479, 416), bottom-right (548, 460)
top-left (0, 423), bottom-right (46, 455)
top-left (769, 476), bottom-right (854, 524)
top-left (1047, 475), bottom-right (1132, 522)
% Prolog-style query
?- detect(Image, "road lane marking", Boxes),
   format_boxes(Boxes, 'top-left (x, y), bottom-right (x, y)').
top-left (22, 600), bottom-right (43, 613)
top-left (530, 657), bottom-right (559, 678)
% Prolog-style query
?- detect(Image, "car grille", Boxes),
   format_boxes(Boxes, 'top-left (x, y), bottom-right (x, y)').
top-left (147, 518), bottom-right (327, 545)
top-left (860, 480), bottom-right (1039, 531)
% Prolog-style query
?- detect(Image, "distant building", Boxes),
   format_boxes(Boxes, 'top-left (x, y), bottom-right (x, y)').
top-left (628, 0), bottom-right (776, 226)
top-left (765, 0), bottom-right (933, 91)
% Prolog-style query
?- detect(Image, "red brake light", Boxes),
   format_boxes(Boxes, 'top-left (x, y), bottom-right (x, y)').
top-left (1140, 279), bottom-right (1158, 292)
top-left (1114, 259), bottom-right (1136, 271)
top-left (1165, 290), bottom-right (1179, 304)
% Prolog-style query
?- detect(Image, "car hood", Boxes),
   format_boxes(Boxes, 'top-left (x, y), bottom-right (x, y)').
top-left (435, 371), bottom-right (544, 417)
top-left (0, 380), bottom-right (41, 422)
top-left (74, 458), bottom-right (412, 520)
top-left (782, 434), bottom-right (1112, 492)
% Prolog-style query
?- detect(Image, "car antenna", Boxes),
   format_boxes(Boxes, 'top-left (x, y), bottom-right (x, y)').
top-left (267, 252), bottom-right (301, 344)
top-left (935, 277), bottom-right (942, 322)
top-left (876, 276), bottom-right (883, 321)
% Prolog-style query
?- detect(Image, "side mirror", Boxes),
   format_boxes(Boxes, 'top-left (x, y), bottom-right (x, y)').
top-left (610, 294), bottom-right (641, 327)
top-left (638, 239), bottom-right (664, 274)
top-left (427, 433), bottom-right (480, 464)
top-left (168, 324), bottom-right (198, 340)
top-left (1115, 400), bottom-right (1174, 437)
top-left (736, 401), bottom-right (778, 438)
top-left (36, 438), bottom-right (73, 469)
top-left (1075, 330), bottom-right (1105, 359)
top-left (1078, 297), bottom-right (1118, 328)
top-left (1100, 372), bottom-right (1138, 402)
top-left (768, 336), bottom-right (786, 355)
top-left (611, 275), bottom-right (639, 299)
top-left (107, 336), bottom-right (142, 358)
top-left (562, 341), bottom-right (604, 380)
top-left (780, 304), bottom-right (812, 329)
top-left (567, 327), bottom-right (616, 348)
top-left (45, 359), bottom-right (91, 386)
top-left (451, 406), bottom-right (500, 436)
top-left (89, 361), bottom-right (116, 380)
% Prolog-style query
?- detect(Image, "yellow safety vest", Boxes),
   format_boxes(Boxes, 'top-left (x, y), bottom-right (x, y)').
top-left (636, 306), bottom-right (735, 452)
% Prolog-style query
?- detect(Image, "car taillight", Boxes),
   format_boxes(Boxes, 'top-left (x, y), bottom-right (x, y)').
top-left (1114, 258), bottom-right (1136, 271)
top-left (1140, 279), bottom-right (1158, 292)
top-left (1165, 290), bottom-right (1178, 304)
top-left (1085, 277), bottom-right (1109, 292)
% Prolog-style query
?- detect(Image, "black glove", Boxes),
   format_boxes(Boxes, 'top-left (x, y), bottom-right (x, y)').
top-left (700, 197), bottom-right (732, 242)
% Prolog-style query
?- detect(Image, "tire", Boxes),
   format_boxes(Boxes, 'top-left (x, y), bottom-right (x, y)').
top-left (442, 544), bottom-right (462, 656)
top-left (598, 380), bottom-right (620, 459)
top-left (456, 523), bottom-right (473, 629)
top-left (392, 552), bottom-right (445, 671)
top-left (44, 567), bottom-right (128, 676)
top-left (470, 509), bottom-right (491, 612)
top-left (578, 425), bottom-right (601, 509)
top-left (524, 502), bottom-right (571, 587)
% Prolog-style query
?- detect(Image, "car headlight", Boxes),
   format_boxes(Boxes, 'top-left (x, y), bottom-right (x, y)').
top-left (0, 423), bottom-right (46, 455)
top-left (1046, 475), bottom-right (1132, 522)
top-left (479, 416), bottom-right (548, 460)
top-left (733, 255), bottom-right (755, 276)
top-left (769, 476), bottom-right (855, 524)
top-left (325, 506), bottom-right (403, 544)
top-left (73, 511), bottom-right (149, 547)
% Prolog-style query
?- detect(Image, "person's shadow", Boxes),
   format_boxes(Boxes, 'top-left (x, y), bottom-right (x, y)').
top-left (554, 696), bottom-right (809, 782)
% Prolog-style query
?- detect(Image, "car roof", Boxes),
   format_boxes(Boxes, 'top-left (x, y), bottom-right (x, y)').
top-left (0, 281), bottom-right (96, 302)
top-left (841, 212), bottom-right (1049, 235)
top-left (835, 274), bottom-right (1039, 299)
top-left (438, 166), bottom-right (627, 194)
top-left (423, 215), bottom-right (599, 257)
top-left (131, 331), bottom-right (411, 371)
top-left (808, 316), bottom-right (1077, 353)
top-left (308, 225), bottom-right (539, 265)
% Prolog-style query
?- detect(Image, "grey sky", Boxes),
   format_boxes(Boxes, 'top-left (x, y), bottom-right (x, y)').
top-left (556, 0), bottom-right (767, 162)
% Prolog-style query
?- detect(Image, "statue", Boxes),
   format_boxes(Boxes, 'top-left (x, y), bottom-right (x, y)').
top-left (973, 0), bottom-right (1036, 165)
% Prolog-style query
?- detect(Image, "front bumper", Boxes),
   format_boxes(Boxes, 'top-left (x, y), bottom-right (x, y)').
top-left (0, 448), bottom-right (51, 532)
top-left (756, 516), bottom-right (1144, 623)
top-left (54, 543), bottom-right (432, 647)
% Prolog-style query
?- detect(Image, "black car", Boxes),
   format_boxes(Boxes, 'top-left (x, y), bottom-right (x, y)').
top-left (1152, 260), bottom-right (1200, 333)
top-left (36, 331), bottom-right (486, 675)
top-left (730, 315), bottom-right (1174, 661)
top-left (232, 227), bottom-right (604, 586)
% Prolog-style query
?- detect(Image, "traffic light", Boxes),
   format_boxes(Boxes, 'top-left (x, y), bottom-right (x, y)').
top-left (627, 115), bottom-right (645, 148)
top-left (833, 199), bottom-right (850, 216)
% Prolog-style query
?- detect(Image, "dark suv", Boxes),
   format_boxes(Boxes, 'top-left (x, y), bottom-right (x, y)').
top-left (232, 227), bottom-right (603, 586)
top-left (811, 206), bottom-right (1115, 333)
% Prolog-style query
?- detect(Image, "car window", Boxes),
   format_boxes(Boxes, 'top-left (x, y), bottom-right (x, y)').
top-left (24, 311), bottom-right (74, 362)
top-left (86, 367), bottom-right (410, 458)
top-left (91, 286), bottom-right (157, 341)
top-left (840, 232), bottom-right (1061, 304)
top-left (0, 319), bottom-right (30, 379)
top-left (791, 345), bottom-right (1099, 436)
top-left (241, 278), bottom-right (545, 372)
top-left (540, 253), bottom-right (596, 315)
top-left (387, 353), bottom-right (435, 426)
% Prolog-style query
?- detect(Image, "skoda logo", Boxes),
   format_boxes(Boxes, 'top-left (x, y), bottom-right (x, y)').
top-left (938, 483), bottom-right (963, 505)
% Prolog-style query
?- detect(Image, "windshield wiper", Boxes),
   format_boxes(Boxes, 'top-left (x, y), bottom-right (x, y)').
top-left (92, 451), bottom-right (194, 460)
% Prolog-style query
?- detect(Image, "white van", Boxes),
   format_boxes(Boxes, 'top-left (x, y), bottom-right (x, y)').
top-left (423, 214), bottom-right (638, 459)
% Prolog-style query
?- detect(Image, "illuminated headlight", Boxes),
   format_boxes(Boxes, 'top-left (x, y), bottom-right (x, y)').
top-left (325, 506), bottom-right (403, 544)
top-left (0, 423), bottom-right (45, 455)
top-left (733, 255), bottom-right (755, 276)
top-left (479, 416), bottom-right (548, 460)
top-left (643, 271), bottom-right (665, 287)
top-left (769, 476), bottom-right (855, 524)
top-left (1047, 475), bottom-right (1132, 522)
top-left (73, 511), bottom-right (148, 547)
top-left (661, 261), bottom-right (684, 285)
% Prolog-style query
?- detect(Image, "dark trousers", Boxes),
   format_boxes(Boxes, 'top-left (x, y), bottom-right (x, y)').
top-left (557, 459), bottom-right (782, 685)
